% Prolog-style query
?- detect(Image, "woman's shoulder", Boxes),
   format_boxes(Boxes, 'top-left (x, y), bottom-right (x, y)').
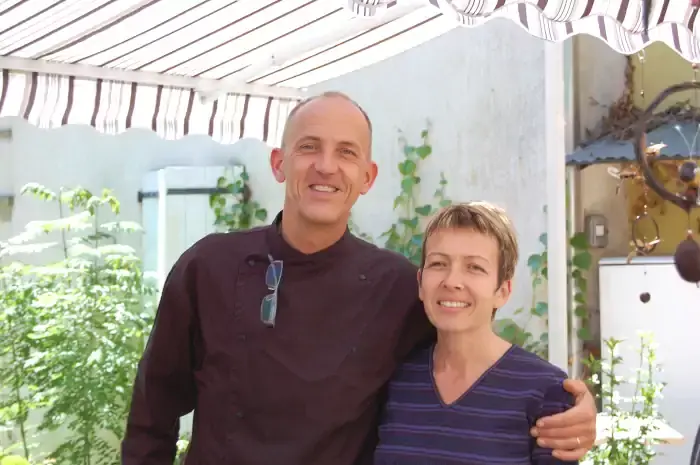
top-left (499, 344), bottom-right (569, 385)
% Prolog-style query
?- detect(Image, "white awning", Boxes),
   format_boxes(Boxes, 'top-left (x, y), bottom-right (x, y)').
top-left (0, 0), bottom-right (698, 142)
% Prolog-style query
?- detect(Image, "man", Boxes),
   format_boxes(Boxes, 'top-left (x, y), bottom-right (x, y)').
top-left (122, 91), bottom-right (597, 465)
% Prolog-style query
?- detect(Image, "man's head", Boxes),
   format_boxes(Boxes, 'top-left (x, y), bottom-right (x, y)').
top-left (270, 92), bottom-right (378, 228)
top-left (418, 202), bottom-right (519, 333)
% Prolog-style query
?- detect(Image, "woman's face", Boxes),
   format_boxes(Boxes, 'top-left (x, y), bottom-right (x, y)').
top-left (418, 228), bottom-right (511, 333)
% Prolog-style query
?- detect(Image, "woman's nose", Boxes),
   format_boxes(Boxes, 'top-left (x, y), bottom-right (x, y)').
top-left (443, 269), bottom-right (465, 290)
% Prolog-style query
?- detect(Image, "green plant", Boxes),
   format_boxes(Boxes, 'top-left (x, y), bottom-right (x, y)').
top-left (494, 231), bottom-right (549, 358)
top-left (0, 263), bottom-right (42, 459)
top-left (210, 165), bottom-right (267, 231)
top-left (0, 456), bottom-right (30, 465)
top-left (0, 184), bottom-right (156, 464)
top-left (380, 127), bottom-right (451, 264)
top-left (583, 334), bottom-right (665, 465)
top-left (174, 433), bottom-right (190, 465)
top-left (348, 214), bottom-right (373, 242)
top-left (493, 228), bottom-right (594, 359)
top-left (570, 232), bottom-right (593, 340)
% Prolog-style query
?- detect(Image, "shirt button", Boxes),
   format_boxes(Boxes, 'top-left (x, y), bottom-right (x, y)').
top-left (247, 259), bottom-right (255, 267)
top-left (359, 274), bottom-right (366, 280)
top-left (351, 346), bottom-right (357, 353)
top-left (236, 411), bottom-right (244, 418)
top-left (238, 334), bottom-right (246, 341)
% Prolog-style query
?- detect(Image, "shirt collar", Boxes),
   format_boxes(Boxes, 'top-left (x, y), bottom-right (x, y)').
top-left (265, 211), bottom-right (354, 264)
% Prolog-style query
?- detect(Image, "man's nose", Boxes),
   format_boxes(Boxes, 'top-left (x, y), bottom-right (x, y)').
top-left (313, 150), bottom-right (339, 174)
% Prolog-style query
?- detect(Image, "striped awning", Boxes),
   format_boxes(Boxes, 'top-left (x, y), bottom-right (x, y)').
top-left (0, 69), bottom-right (300, 144)
top-left (0, 0), bottom-right (699, 142)
top-left (357, 0), bottom-right (700, 62)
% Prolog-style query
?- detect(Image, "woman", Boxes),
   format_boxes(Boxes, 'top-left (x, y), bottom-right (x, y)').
top-left (374, 202), bottom-right (578, 464)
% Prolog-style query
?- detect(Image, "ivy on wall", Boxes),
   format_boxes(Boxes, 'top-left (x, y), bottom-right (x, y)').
top-left (379, 128), bottom-right (451, 265)
top-left (209, 165), bottom-right (268, 232)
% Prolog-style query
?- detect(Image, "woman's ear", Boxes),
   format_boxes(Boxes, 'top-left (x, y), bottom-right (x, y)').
top-left (417, 269), bottom-right (424, 301)
top-left (494, 279), bottom-right (512, 308)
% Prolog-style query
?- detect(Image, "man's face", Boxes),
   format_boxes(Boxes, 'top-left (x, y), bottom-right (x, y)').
top-left (418, 228), bottom-right (512, 333)
top-left (270, 96), bottom-right (378, 226)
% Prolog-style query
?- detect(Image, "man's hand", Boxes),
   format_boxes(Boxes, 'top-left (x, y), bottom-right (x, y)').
top-left (530, 379), bottom-right (597, 461)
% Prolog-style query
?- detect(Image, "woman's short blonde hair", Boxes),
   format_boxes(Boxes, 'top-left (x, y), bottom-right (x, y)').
top-left (420, 201), bottom-right (519, 287)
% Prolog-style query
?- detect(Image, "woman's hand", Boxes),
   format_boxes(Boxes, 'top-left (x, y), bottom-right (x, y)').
top-left (530, 379), bottom-right (597, 461)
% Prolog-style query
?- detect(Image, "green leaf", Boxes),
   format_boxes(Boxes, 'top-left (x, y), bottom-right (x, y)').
top-left (411, 234), bottom-right (423, 247)
top-left (416, 144), bottom-right (432, 159)
top-left (577, 278), bottom-right (588, 292)
top-left (572, 252), bottom-right (592, 270)
top-left (539, 233), bottom-right (548, 246)
top-left (401, 177), bottom-right (416, 193)
top-left (255, 208), bottom-right (268, 221)
top-left (414, 205), bottom-right (432, 216)
top-left (527, 254), bottom-right (542, 273)
top-left (532, 301), bottom-right (548, 317)
top-left (398, 159), bottom-right (416, 176)
top-left (574, 292), bottom-right (586, 304)
top-left (403, 144), bottom-right (415, 156)
top-left (577, 327), bottom-right (592, 341)
top-left (400, 217), bottom-right (419, 230)
top-left (574, 305), bottom-right (587, 318)
top-left (569, 232), bottom-right (588, 250)
top-left (500, 323), bottom-right (519, 342)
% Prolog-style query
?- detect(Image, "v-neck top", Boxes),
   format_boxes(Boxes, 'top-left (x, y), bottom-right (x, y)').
top-left (374, 343), bottom-right (578, 464)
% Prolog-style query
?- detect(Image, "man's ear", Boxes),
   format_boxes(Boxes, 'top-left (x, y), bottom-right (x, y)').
top-left (360, 161), bottom-right (378, 195)
top-left (270, 148), bottom-right (285, 183)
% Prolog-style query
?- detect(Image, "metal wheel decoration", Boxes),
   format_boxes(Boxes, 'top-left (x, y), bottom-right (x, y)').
top-left (631, 212), bottom-right (661, 255)
top-left (633, 81), bottom-right (700, 283)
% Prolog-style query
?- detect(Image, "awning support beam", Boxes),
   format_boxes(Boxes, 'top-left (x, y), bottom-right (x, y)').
top-left (0, 56), bottom-right (307, 100)
top-left (545, 40), bottom-right (570, 373)
top-left (227, 1), bottom-right (423, 85)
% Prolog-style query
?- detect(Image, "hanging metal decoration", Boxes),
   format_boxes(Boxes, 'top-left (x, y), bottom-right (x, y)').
top-left (632, 80), bottom-right (700, 283)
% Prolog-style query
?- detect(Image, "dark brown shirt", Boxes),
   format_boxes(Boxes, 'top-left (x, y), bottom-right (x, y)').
top-left (121, 213), bottom-right (433, 465)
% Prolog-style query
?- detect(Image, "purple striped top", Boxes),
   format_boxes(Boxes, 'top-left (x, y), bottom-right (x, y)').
top-left (374, 344), bottom-right (578, 464)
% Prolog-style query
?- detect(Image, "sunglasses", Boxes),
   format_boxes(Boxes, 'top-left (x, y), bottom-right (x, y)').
top-left (261, 254), bottom-right (283, 327)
